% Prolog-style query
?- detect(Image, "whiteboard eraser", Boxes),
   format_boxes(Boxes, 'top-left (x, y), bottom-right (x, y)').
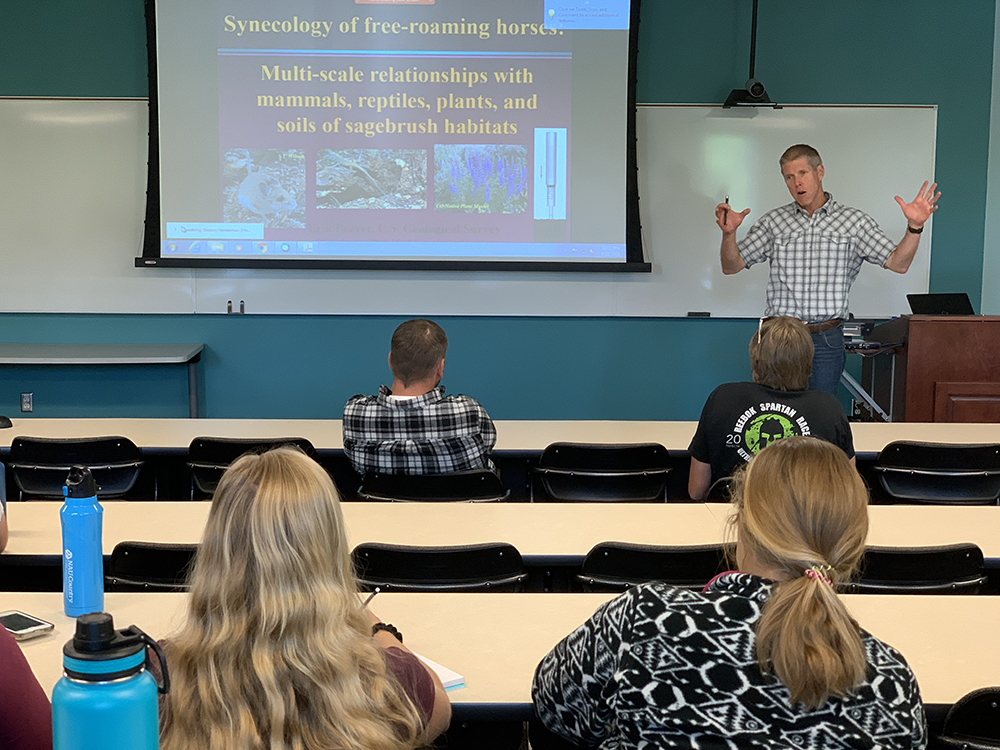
top-left (687, 311), bottom-right (711, 318)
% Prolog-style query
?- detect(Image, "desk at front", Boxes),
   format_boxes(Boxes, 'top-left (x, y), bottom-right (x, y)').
top-left (11, 591), bottom-right (1000, 719)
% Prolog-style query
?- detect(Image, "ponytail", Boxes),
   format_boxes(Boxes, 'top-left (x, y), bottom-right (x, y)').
top-left (756, 572), bottom-right (866, 709)
top-left (733, 436), bottom-right (870, 710)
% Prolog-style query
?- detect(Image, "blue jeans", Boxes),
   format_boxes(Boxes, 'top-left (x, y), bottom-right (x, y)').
top-left (808, 326), bottom-right (845, 396)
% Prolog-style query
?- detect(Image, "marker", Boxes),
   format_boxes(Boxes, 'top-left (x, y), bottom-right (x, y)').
top-left (363, 587), bottom-right (380, 607)
top-left (723, 194), bottom-right (729, 227)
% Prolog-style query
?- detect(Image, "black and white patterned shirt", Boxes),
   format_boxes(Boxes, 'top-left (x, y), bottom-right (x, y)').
top-left (533, 574), bottom-right (927, 750)
top-left (739, 193), bottom-right (897, 322)
top-left (342, 385), bottom-right (496, 475)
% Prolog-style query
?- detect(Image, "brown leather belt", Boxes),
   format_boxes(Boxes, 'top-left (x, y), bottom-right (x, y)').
top-left (804, 317), bottom-right (843, 334)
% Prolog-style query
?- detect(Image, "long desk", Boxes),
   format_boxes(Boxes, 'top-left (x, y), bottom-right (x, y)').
top-left (5, 502), bottom-right (999, 566)
top-left (9, 591), bottom-right (1000, 717)
top-left (2, 417), bottom-right (1000, 455)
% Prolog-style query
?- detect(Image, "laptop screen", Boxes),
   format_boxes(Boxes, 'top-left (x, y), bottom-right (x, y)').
top-left (906, 293), bottom-right (975, 315)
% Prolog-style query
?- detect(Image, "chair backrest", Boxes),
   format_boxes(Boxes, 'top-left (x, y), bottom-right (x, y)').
top-left (874, 441), bottom-right (1000, 505)
top-left (352, 542), bottom-right (527, 592)
top-left (706, 476), bottom-right (733, 502)
top-left (8, 436), bottom-right (144, 500)
top-left (532, 442), bottom-right (671, 502)
top-left (577, 542), bottom-right (729, 592)
top-left (846, 543), bottom-right (987, 594)
top-left (105, 541), bottom-right (199, 592)
top-left (357, 470), bottom-right (509, 502)
top-left (186, 436), bottom-right (317, 496)
top-left (937, 686), bottom-right (1000, 750)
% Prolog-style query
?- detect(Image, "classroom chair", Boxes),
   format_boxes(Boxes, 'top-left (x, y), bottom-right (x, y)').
top-left (706, 476), bottom-right (734, 502)
top-left (530, 442), bottom-right (671, 502)
top-left (105, 541), bottom-right (198, 592)
top-left (873, 441), bottom-right (1000, 505)
top-left (356, 469), bottom-right (509, 502)
top-left (186, 436), bottom-right (317, 498)
top-left (936, 686), bottom-right (1000, 750)
top-left (8, 436), bottom-right (147, 501)
top-left (575, 542), bottom-right (729, 592)
top-left (352, 542), bottom-right (527, 592)
top-left (845, 543), bottom-right (987, 594)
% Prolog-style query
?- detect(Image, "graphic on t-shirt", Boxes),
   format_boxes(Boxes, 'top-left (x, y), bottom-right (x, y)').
top-left (729, 402), bottom-right (812, 463)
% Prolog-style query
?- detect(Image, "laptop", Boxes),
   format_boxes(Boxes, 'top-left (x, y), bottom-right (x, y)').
top-left (906, 293), bottom-right (975, 315)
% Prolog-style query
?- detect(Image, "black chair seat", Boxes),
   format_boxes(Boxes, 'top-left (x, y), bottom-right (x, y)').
top-left (357, 470), bottom-right (508, 502)
top-left (105, 541), bottom-right (199, 592)
top-left (8, 436), bottom-right (145, 500)
top-left (846, 543), bottom-right (987, 594)
top-left (936, 687), bottom-right (1000, 750)
top-left (532, 442), bottom-right (671, 502)
top-left (186, 436), bottom-right (317, 497)
top-left (874, 441), bottom-right (1000, 505)
top-left (352, 542), bottom-right (527, 592)
top-left (576, 542), bottom-right (729, 592)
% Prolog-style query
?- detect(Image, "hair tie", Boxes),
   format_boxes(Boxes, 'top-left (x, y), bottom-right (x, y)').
top-left (803, 565), bottom-right (834, 586)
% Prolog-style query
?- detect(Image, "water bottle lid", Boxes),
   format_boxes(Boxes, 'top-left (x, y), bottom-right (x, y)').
top-left (63, 613), bottom-right (146, 680)
top-left (63, 466), bottom-right (98, 498)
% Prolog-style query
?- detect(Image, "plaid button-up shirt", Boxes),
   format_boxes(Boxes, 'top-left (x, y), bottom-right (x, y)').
top-left (343, 384), bottom-right (497, 475)
top-left (739, 193), bottom-right (897, 322)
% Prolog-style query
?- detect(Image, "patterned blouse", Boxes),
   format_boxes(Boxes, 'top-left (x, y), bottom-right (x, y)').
top-left (532, 574), bottom-right (927, 749)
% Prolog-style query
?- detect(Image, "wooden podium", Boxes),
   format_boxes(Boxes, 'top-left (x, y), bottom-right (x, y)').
top-left (864, 316), bottom-right (1000, 422)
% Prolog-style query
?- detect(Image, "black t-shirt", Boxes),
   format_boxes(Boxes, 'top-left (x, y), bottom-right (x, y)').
top-left (689, 382), bottom-right (854, 482)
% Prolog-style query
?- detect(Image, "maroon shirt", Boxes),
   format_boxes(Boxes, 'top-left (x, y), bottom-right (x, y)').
top-left (383, 646), bottom-right (437, 726)
top-left (0, 626), bottom-right (53, 750)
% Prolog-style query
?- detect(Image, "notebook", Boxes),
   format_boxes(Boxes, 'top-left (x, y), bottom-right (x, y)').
top-left (417, 653), bottom-right (466, 691)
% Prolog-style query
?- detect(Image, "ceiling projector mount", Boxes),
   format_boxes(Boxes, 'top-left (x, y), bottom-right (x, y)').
top-left (724, 0), bottom-right (779, 108)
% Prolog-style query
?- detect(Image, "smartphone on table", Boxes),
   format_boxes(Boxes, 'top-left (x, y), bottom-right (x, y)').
top-left (0, 610), bottom-right (55, 641)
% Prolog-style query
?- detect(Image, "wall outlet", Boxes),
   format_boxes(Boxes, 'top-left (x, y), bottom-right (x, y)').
top-left (20, 392), bottom-right (32, 412)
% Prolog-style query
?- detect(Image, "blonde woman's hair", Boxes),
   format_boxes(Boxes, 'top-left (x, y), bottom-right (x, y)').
top-left (161, 447), bottom-right (423, 750)
top-left (749, 316), bottom-right (814, 391)
top-left (732, 436), bottom-right (869, 710)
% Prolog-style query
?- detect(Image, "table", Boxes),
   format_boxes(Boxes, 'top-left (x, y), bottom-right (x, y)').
top-left (5, 502), bottom-right (999, 565)
top-left (0, 417), bottom-right (998, 455)
top-left (9, 591), bottom-right (1000, 715)
top-left (0, 344), bottom-right (204, 419)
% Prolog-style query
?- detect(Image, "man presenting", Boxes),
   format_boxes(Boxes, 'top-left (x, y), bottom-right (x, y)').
top-left (717, 144), bottom-right (940, 395)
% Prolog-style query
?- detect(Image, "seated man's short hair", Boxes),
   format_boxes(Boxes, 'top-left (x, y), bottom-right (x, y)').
top-left (390, 319), bottom-right (448, 386)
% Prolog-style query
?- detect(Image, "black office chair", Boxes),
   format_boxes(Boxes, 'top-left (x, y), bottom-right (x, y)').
top-left (186, 436), bottom-right (317, 498)
top-left (576, 542), bottom-right (729, 592)
top-left (530, 442), bottom-right (671, 502)
top-left (873, 441), bottom-right (1000, 505)
top-left (357, 470), bottom-right (509, 502)
top-left (845, 543), bottom-right (987, 594)
top-left (352, 542), bottom-right (527, 592)
top-left (706, 476), bottom-right (734, 502)
top-left (936, 687), bottom-right (1000, 750)
top-left (105, 541), bottom-right (199, 592)
top-left (8, 436), bottom-right (147, 500)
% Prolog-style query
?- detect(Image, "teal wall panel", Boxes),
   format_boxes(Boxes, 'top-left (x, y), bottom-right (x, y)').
top-left (0, 1), bottom-right (994, 419)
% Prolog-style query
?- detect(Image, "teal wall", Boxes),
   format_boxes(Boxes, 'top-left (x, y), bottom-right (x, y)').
top-left (0, 1), bottom-right (995, 419)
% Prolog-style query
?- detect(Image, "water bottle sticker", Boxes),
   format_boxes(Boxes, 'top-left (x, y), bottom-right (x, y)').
top-left (65, 550), bottom-right (74, 602)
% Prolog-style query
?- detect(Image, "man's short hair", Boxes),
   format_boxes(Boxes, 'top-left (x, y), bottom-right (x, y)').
top-left (779, 144), bottom-right (823, 170)
top-left (390, 319), bottom-right (448, 386)
top-left (749, 316), bottom-right (814, 391)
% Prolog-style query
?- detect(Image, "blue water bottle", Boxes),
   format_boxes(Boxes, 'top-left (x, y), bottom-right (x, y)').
top-left (52, 612), bottom-right (168, 750)
top-left (60, 466), bottom-right (104, 617)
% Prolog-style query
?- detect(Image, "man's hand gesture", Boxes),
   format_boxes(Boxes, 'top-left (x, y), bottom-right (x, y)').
top-left (894, 182), bottom-right (940, 228)
top-left (715, 202), bottom-right (751, 234)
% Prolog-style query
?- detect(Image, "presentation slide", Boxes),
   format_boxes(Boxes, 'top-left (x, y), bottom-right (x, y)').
top-left (149, 0), bottom-right (638, 267)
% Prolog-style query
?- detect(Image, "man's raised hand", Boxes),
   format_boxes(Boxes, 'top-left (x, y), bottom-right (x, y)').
top-left (894, 181), bottom-right (940, 228)
top-left (716, 202), bottom-right (751, 233)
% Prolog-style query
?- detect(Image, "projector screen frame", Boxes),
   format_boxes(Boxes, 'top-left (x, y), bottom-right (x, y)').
top-left (137, 0), bottom-right (648, 273)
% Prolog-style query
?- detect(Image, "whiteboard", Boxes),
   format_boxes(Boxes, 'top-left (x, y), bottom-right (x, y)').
top-left (0, 99), bottom-right (934, 317)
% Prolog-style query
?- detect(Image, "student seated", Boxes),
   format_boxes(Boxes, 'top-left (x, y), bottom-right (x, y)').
top-left (533, 437), bottom-right (926, 749)
top-left (343, 318), bottom-right (496, 475)
top-left (160, 447), bottom-right (451, 750)
top-left (0, 625), bottom-right (52, 750)
top-left (688, 315), bottom-right (854, 499)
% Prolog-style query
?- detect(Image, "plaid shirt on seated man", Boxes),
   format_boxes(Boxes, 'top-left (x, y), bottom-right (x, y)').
top-left (342, 319), bottom-right (497, 476)
top-left (343, 384), bottom-right (496, 475)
